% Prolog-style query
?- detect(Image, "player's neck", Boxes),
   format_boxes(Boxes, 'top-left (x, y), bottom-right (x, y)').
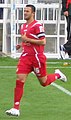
top-left (26, 18), bottom-right (35, 25)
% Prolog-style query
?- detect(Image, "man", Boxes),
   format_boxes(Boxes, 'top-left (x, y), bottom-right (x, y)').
top-left (0, 0), bottom-right (4, 19)
top-left (60, 0), bottom-right (71, 59)
top-left (5, 4), bottom-right (67, 116)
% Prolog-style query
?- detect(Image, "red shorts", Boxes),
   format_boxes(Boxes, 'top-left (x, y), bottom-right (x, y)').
top-left (16, 53), bottom-right (47, 77)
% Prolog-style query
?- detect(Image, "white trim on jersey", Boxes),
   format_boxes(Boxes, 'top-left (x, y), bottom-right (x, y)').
top-left (33, 47), bottom-right (41, 68)
top-left (31, 21), bottom-right (41, 28)
top-left (30, 33), bottom-right (45, 39)
top-left (37, 33), bottom-right (45, 38)
top-left (22, 53), bottom-right (28, 57)
top-left (30, 33), bottom-right (38, 39)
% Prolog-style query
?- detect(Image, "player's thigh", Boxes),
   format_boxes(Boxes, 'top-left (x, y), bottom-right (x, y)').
top-left (33, 54), bottom-right (47, 77)
top-left (16, 55), bottom-right (33, 74)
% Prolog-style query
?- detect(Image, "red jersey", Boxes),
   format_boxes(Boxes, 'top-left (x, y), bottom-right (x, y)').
top-left (20, 20), bottom-right (45, 55)
top-left (66, 0), bottom-right (71, 8)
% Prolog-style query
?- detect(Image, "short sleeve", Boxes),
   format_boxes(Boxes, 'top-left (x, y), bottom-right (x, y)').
top-left (20, 24), bottom-right (24, 35)
top-left (35, 23), bottom-right (45, 39)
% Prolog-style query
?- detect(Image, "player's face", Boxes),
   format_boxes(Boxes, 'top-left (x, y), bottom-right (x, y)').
top-left (24, 7), bottom-right (34, 20)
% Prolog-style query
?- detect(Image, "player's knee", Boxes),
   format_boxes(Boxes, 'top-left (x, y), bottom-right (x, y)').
top-left (40, 83), bottom-right (47, 87)
top-left (16, 74), bottom-right (25, 82)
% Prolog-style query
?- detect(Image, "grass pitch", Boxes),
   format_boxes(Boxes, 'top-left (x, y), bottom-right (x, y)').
top-left (0, 57), bottom-right (71, 120)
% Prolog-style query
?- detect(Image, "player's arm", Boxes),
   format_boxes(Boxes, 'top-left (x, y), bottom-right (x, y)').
top-left (28, 37), bottom-right (46, 45)
top-left (21, 34), bottom-right (46, 45)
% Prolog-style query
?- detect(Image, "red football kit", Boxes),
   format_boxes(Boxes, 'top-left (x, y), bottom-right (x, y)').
top-left (16, 20), bottom-right (47, 77)
top-left (5, 6), bottom-right (65, 114)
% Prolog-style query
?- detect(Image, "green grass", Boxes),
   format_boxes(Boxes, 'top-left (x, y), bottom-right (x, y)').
top-left (0, 57), bottom-right (71, 120)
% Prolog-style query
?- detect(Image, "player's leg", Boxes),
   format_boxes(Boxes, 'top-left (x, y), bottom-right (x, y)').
top-left (5, 55), bottom-right (32, 116)
top-left (38, 69), bottom-right (67, 87)
top-left (34, 54), bottom-right (67, 87)
top-left (14, 74), bottom-right (28, 110)
top-left (5, 73), bottom-right (28, 116)
top-left (60, 16), bottom-right (71, 59)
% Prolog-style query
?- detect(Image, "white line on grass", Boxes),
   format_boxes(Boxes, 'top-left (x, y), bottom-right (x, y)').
top-left (31, 72), bottom-right (71, 96)
top-left (46, 62), bottom-right (71, 64)
top-left (0, 66), bottom-right (16, 68)
top-left (0, 66), bottom-right (71, 69)
top-left (47, 66), bottom-right (71, 68)
top-left (51, 82), bottom-right (71, 96)
top-left (46, 62), bottom-right (63, 64)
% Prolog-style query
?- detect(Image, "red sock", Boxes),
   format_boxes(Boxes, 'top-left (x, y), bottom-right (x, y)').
top-left (42, 73), bottom-right (60, 87)
top-left (14, 80), bottom-right (24, 110)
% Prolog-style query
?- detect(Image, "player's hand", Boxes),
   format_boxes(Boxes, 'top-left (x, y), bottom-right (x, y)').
top-left (16, 44), bottom-right (21, 50)
top-left (21, 33), bottom-right (28, 43)
top-left (64, 11), bottom-right (68, 16)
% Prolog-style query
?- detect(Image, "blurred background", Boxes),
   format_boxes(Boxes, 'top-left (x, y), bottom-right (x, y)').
top-left (0, 0), bottom-right (67, 58)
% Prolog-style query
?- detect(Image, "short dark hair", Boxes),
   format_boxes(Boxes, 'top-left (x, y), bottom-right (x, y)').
top-left (26, 4), bottom-right (36, 12)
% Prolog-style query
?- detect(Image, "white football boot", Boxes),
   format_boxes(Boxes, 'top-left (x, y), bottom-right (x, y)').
top-left (55, 69), bottom-right (67, 82)
top-left (5, 108), bottom-right (20, 116)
